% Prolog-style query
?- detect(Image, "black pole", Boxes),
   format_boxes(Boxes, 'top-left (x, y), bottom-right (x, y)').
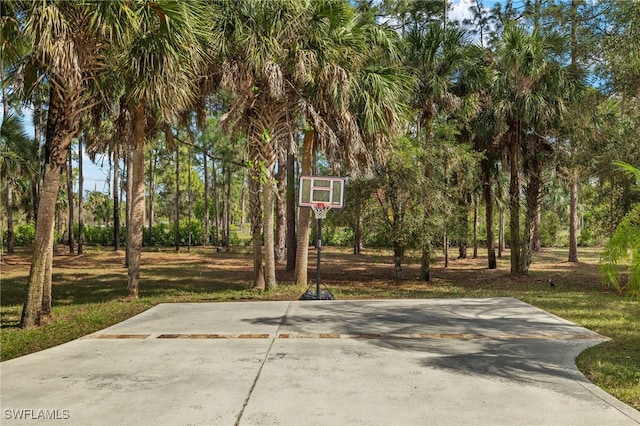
top-left (316, 217), bottom-right (322, 300)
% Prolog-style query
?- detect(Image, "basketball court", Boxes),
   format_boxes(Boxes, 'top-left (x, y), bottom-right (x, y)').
top-left (2, 298), bottom-right (640, 425)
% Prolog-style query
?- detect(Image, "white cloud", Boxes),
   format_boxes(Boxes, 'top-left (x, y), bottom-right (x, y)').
top-left (449, 0), bottom-right (475, 24)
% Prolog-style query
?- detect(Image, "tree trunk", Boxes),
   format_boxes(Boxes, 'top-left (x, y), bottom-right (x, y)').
top-left (472, 198), bottom-right (478, 259)
top-left (21, 84), bottom-right (80, 327)
top-left (353, 194), bottom-right (362, 255)
top-left (457, 194), bottom-right (468, 259)
top-left (220, 164), bottom-right (228, 246)
top-left (115, 94), bottom-right (130, 252)
top-left (286, 151), bottom-right (297, 271)
top-left (147, 149), bottom-right (156, 246)
top-left (127, 103), bottom-right (146, 299)
top-left (41, 246), bottom-right (53, 316)
top-left (420, 244), bottom-right (430, 281)
top-left (275, 156), bottom-right (287, 264)
top-left (482, 158), bottom-right (497, 269)
top-left (203, 151), bottom-right (210, 245)
top-left (249, 161), bottom-right (265, 290)
top-left (78, 135), bottom-right (84, 254)
top-left (264, 169), bottom-right (277, 289)
top-left (532, 206), bottom-right (542, 252)
top-left (568, 175), bottom-right (579, 262)
top-left (241, 171), bottom-right (246, 228)
top-left (187, 148), bottom-right (192, 251)
top-left (444, 230), bottom-right (449, 268)
top-left (212, 159), bottom-right (220, 245)
top-left (499, 207), bottom-right (505, 258)
top-left (113, 147), bottom-right (121, 251)
top-left (521, 139), bottom-right (544, 273)
top-left (125, 148), bottom-right (132, 268)
top-left (174, 137), bottom-right (180, 252)
top-left (67, 147), bottom-right (75, 254)
top-left (420, 117), bottom-right (435, 281)
top-left (509, 133), bottom-right (523, 275)
top-left (294, 131), bottom-right (314, 285)
top-left (393, 243), bottom-right (404, 279)
top-left (7, 184), bottom-right (14, 255)
top-left (225, 166), bottom-right (232, 247)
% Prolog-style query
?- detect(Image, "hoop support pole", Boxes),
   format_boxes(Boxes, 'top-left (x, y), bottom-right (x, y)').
top-left (316, 217), bottom-right (322, 300)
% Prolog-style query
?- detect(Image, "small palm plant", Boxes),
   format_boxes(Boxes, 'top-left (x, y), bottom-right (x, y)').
top-left (600, 161), bottom-right (640, 299)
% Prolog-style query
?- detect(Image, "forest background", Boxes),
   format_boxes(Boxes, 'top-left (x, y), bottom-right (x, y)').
top-left (1, 0), bottom-right (639, 326)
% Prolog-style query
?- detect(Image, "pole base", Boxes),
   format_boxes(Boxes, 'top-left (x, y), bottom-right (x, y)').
top-left (299, 289), bottom-right (335, 300)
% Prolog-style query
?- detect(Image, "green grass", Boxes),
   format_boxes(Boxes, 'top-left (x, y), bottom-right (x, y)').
top-left (1, 245), bottom-right (638, 410)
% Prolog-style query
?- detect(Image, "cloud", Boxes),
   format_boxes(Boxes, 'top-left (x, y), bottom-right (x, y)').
top-left (449, 0), bottom-right (475, 24)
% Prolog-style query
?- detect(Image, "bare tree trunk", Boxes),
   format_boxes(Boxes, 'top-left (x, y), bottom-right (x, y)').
top-left (225, 166), bottom-right (231, 247)
top-left (203, 151), bottom-right (210, 245)
top-left (286, 151), bottom-right (297, 271)
top-left (275, 157), bottom-right (287, 264)
top-left (444, 230), bottom-right (449, 268)
top-left (249, 162), bottom-right (265, 290)
top-left (7, 185), bottom-right (14, 255)
top-left (241, 171), bottom-right (246, 228)
top-left (420, 243), bottom-right (430, 281)
top-left (174, 136), bottom-right (180, 252)
top-left (568, 175), bottom-right (579, 262)
top-left (482, 157), bottom-right (496, 268)
top-left (24, 162), bottom-right (60, 327)
top-left (509, 133), bottom-right (523, 275)
top-left (393, 243), bottom-right (404, 279)
top-left (353, 195), bottom-right (362, 255)
top-left (187, 148), bottom-right (192, 251)
top-left (41, 246), bottom-right (52, 316)
top-left (127, 103), bottom-right (146, 299)
top-left (294, 131), bottom-right (314, 285)
top-left (264, 169), bottom-right (277, 289)
top-left (221, 164), bottom-right (228, 246)
top-left (21, 84), bottom-right (80, 327)
top-left (115, 95), bottom-right (130, 252)
top-left (113, 148), bottom-right (121, 251)
top-left (125, 148), bottom-right (133, 268)
top-left (532, 206), bottom-right (542, 252)
top-left (499, 207), bottom-right (505, 258)
top-left (67, 147), bottom-right (75, 254)
top-left (472, 198), bottom-right (478, 259)
top-left (521, 139), bottom-right (544, 273)
top-left (78, 135), bottom-right (84, 254)
top-left (457, 194), bottom-right (468, 259)
top-left (147, 149), bottom-right (156, 246)
top-left (212, 159), bottom-right (220, 245)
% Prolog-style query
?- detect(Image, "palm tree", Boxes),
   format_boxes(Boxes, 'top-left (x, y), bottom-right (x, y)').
top-left (291, 3), bottom-right (411, 286)
top-left (491, 23), bottom-right (572, 275)
top-left (16, 1), bottom-right (131, 327)
top-left (600, 162), bottom-right (640, 300)
top-left (1, 115), bottom-right (33, 256)
top-left (118, 0), bottom-right (210, 298)
top-left (405, 23), bottom-right (470, 280)
top-left (215, 0), bottom-right (409, 289)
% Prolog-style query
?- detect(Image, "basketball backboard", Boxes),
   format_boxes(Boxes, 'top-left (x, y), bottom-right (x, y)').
top-left (298, 175), bottom-right (344, 209)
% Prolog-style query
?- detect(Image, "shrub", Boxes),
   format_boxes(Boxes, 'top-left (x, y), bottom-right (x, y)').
top-left (14, 223), bottom-right (36, 246)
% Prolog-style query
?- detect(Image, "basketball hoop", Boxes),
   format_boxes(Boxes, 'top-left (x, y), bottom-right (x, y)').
top-left (298, 176), bottom-right (344, 301)
top-left (311, 202), bottom-right (332, 220)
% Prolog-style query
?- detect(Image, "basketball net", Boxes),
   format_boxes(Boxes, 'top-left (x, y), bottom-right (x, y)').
top-left (311, 203), bottom-right (332, 219)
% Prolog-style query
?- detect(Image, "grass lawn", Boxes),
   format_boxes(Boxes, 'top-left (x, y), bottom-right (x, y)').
top-left (1, 244), bottom-right (638, 410)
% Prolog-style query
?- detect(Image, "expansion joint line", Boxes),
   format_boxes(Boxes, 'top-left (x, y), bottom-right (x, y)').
top-left (234, 301), bottom-right (293, 426)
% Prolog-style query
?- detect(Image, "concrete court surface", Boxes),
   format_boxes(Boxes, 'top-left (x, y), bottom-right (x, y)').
top-left (1, 298), bottom-right (640, 426)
